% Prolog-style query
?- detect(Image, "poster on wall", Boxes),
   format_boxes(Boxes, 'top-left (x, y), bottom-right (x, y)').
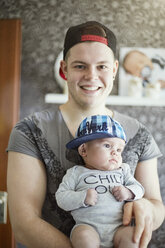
top-left (118, 47), bottom-right (165, 99)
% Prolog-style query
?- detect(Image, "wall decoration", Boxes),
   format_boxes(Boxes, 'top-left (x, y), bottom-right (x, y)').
top-left (119, 47), bottom-right (165, 99)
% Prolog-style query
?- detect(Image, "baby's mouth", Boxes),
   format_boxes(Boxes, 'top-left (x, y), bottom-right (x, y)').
top-left (110, 159), bottom-right (117, 164)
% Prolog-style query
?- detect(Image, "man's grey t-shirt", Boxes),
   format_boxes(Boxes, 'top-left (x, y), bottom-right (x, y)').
top-left (7, 105), bottom-right (162, 235)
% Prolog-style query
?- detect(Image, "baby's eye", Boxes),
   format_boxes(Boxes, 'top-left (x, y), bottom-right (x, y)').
top-left (104, 143), bottom-right (110, 148)
top-left (117, 148), bottom-right (122, 153)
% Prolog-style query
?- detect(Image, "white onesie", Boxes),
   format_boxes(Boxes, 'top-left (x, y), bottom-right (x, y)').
top-left (56, 163), bottom-right (144, 248)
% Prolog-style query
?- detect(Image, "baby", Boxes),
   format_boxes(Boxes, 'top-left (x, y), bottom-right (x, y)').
top-left (123, 49), bottom-right (165, 89)
top-left (56, 115), bottom-right (144, 248)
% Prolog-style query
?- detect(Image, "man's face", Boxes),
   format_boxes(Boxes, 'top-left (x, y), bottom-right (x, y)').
top-left (80, 138), bottom-right (125, 171)
top-left (61, 42), bottom-right (118, 109)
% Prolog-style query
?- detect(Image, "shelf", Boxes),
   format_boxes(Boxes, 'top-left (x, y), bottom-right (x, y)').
top-left (45, 94), bottom-right (165, 107)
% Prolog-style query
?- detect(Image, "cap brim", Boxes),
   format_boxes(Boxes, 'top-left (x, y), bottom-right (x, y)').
top-left (66, 133), bottom-right (118, 149)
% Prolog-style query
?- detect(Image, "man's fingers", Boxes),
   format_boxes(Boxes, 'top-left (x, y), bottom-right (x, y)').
top-left (123, 199), bottom-right (153, 248)
top-left (123, 202), bottom-right (133, 225)
top-left (139, 216), bottom-right (153, 248)
top-left (133, 208), bottom-right (145, 243)
top-left (133, 201), bottom-right (152, 247)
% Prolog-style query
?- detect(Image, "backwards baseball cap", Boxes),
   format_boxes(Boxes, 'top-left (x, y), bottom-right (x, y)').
top-left (63, 21), bottom-right (117, 60)
top-left (66, 115), bottom-right (126, 150)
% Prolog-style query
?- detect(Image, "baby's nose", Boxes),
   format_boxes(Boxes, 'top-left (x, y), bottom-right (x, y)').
top-left (111, 149), bottom-right (117, 155)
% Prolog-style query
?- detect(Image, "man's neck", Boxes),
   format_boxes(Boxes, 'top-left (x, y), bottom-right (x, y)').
top-left (60, 101), bottom-right (113, 136)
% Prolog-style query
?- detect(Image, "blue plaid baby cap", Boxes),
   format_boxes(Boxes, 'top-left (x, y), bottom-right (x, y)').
top-left (66, 115), bottom-right (127, 149)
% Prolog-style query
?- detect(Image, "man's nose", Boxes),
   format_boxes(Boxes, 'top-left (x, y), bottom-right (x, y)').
top-left (84, 67), bottom-right (98, 80)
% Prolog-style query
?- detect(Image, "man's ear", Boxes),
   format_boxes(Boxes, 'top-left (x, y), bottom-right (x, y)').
top-left (78, 143), bottom-right (87, 157)
top-left (113, 59), bottom-right (119, 78)
top-left (60, 60), bottom-right (67, 80)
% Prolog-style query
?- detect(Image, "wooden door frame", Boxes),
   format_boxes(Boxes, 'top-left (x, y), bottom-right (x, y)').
top-left (0, 18), bottom-right (21, 248)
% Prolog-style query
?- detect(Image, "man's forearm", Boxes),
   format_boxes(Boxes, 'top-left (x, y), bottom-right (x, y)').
top-left (14, 217), bottom-right (72, 248)
top-left (150, 198), bottom-right (165, 230)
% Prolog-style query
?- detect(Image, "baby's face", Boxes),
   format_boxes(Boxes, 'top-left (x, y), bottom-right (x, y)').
top-left (82, 137), bottom-right (125, 171)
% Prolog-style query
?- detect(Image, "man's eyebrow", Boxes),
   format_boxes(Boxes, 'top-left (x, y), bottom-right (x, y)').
top-left (97, 61), bottom-right (111, 64)
top-left (71, 61), bottom-right (86, 65)
top-left (71, 60), bottom-right (111, 65)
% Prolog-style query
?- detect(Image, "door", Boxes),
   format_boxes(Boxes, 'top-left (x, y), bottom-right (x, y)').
top-left (0, 19), bottom-right (21, 248)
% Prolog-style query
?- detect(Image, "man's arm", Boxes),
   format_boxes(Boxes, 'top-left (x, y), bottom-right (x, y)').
top-left (7, 151), bottom-right (72, 248)
top-left (123, 158), bottom-right (165, 248)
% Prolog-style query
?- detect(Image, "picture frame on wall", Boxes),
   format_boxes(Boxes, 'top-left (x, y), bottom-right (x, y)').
top-left (118, 47), bottom-right (165, 99)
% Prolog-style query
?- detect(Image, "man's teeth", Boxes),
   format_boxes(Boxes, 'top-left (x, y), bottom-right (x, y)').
top-left (82, 86), bottom-right (99, 90)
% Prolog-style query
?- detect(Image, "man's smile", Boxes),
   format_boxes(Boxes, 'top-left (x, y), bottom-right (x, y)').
top-left (80, 86), bottom-right (101, 91)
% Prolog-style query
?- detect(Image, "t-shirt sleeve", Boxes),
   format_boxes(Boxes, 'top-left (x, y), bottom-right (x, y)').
top-left (7, 119), bottom-right (43, 161)
top-left (122, 121), bottom-right (162, 174)
top-left (137, 123), bottom-right (162, 162)
top-left (114, 111), bottom-right (162, 166)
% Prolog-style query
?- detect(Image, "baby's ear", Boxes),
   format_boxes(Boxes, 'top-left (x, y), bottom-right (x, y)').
top-left (78, 143), bottom-right (87, 157)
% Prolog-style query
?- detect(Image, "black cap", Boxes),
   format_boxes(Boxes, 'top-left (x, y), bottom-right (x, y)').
top-left (63, 21), bottom-right (117, 59)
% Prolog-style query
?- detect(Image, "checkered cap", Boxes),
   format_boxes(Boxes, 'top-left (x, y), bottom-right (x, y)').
top-left (66, 115), bottom-right (127, 149)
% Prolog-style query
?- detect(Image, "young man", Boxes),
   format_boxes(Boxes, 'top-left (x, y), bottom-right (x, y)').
top-left (7, 21), bottom-right (164, 248)
top-left (56, 115), bottom-right (145, 248)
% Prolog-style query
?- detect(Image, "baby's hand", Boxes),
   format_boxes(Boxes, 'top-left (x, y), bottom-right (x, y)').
top-left (85, 189), bottom-right (98, 206)
top-left (112, 186), bottom-right (134, 202)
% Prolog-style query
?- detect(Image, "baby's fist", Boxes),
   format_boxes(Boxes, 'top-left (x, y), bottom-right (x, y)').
top-left (85, 189), bottom-right (98, 206)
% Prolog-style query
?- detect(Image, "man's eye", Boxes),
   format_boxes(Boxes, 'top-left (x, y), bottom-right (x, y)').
top-left (75, 65), bottom-right (85, 69)
top-left (99, 65), bottom-right (108, 70)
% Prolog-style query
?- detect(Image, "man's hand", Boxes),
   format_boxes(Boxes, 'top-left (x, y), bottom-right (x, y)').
top-left (123, 198), bottom-right (154, 248)
top-left (85, 189), bottom-right (98, 206)
top-left (112, 186), bottom-right (134, 202)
